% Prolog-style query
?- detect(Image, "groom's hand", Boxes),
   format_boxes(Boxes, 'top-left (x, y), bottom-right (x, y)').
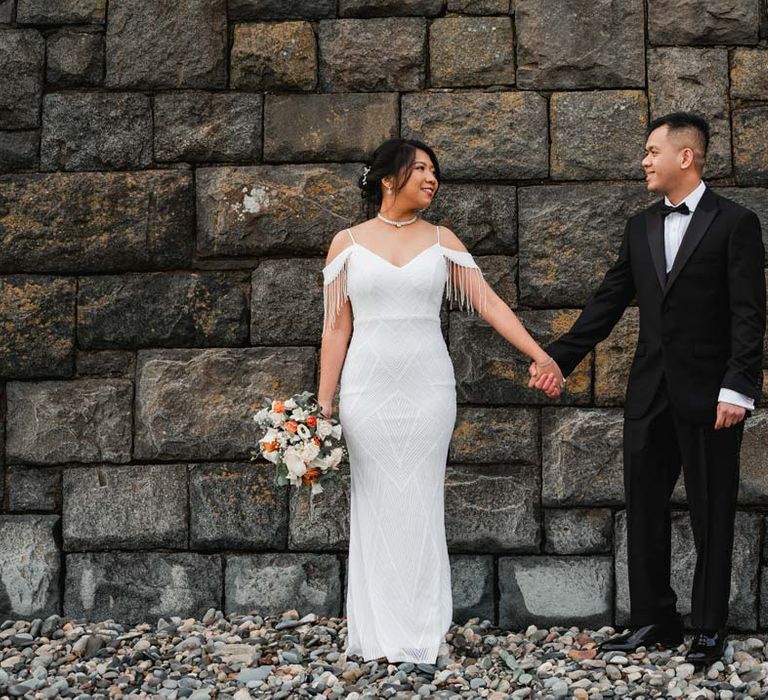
top-left (714, 401), bottom-right (746, 430)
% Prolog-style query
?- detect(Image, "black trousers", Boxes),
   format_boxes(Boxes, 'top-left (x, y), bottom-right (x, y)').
top-left (623, 379), bottom-right (743, 630)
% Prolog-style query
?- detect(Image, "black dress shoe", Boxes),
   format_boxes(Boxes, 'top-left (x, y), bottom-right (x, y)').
top-left (600, 621), bottom-right (684, 652)
top-left (686, 631), bottom-right (726, 667)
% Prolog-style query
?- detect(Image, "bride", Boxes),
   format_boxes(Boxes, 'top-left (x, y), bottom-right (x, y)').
top-left (316, 138), bottom-right (563, 663)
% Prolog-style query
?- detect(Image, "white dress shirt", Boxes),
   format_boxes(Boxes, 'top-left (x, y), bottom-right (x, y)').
top-left (663, 180), bottom-right (754, 411)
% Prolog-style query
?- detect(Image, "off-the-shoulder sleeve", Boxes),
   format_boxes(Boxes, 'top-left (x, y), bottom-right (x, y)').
top-left (441, 247), bottom-right (488, 316)
top-left (322, 246), bottom-right (354, 334)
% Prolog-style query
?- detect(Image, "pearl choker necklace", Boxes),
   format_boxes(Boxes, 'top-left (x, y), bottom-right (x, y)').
top-left (377, 212), bottom-right (419, 228)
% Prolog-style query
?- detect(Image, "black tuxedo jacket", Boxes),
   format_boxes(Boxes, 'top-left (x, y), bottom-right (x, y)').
top-left (547, 187), bottom-right (766, 424)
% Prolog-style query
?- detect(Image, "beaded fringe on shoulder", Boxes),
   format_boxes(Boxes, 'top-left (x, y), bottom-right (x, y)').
top-left (322, 248), bottom-right (352, 335)
top-left (443, 252), bottom-right (488, 316)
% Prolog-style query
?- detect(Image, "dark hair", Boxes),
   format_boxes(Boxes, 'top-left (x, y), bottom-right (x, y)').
top-left (648, 111), bottom-right (710, 156)
top-left (358, 138), bottom-right (441, 205)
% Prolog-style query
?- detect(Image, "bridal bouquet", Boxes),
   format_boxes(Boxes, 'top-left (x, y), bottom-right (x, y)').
top-left (252, 391), bottom-right (344, 495)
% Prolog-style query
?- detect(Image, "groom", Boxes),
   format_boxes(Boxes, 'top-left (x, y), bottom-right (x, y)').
top-left (532, 112), bottom-right (766, 666)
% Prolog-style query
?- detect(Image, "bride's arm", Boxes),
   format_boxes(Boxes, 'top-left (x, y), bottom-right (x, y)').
top-left (317, 232), bottom-right (354, 417)
top-left (439, 227), bottom-right (563, 395)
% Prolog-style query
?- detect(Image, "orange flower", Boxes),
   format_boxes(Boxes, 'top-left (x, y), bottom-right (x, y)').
top-left (284, 420), bottom-right (298, 433)
top-left (302, 468), bottom-right (320, 485)
top-left (306, 415), bottom-right (317, 428)
top-left (272, 400), bottom-right (284, 413)
top-left (263, 440), bottom-right (280, 452)
top-left (312, 437), bottom-right (320, 446)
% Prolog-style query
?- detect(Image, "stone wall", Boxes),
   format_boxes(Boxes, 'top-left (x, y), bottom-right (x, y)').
top-left (0, 0), bottom-right (767, 630)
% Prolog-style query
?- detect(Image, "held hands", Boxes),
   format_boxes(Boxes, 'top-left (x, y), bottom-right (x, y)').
top-left (528, 356), bottom-right (565, 399)
top-left (714, 401), bottom-right (746, 430)
top-left (319, 399), bottom-right (334, 419)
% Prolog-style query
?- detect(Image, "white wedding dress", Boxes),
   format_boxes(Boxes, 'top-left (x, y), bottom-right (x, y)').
top-left (322, 225), bottom-right (487, 663)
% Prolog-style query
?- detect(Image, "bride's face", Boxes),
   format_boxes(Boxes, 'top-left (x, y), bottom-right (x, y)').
top-left (390, 149), bottom-right (439, 209)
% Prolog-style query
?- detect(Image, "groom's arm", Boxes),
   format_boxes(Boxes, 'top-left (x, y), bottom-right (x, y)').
top-left (720, 210), bottom-right (766, 402)
top-left (546, 220), bottom-right (636, 378)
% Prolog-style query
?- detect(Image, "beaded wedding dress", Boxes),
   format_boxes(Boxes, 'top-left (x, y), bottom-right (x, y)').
top-left (322, 225), bottom-right (487, 663)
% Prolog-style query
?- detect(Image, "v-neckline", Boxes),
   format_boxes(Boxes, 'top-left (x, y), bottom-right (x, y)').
top-left (353, 242), bottom-right (440, 270)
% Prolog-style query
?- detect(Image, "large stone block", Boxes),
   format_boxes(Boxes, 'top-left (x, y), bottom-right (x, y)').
top-left (450, 310), bottom-right (592, 405)
top-left (0, 0), bottom-right (13, 22)
top-left (733, 107), bottom-right (768, 186)
top-left (518, 183), bottom-right (656, 307)
top-left (476, 255), bottom-right (517, 308)
top-left (264, 93), bottom-right (398, 163)
top-left (515, 0), bottom-right (645, 89)
top-left (7, 379), bottom-right (132, 465)
top-left (594, 307), bottom-right (639, 406)
top-left (135, 348), bottom-right (316, 460)
top-left (0, 275), bottom-right (75, 379)
top-left (63, 465), bottom-right (188, 551)
top-left (648, 0), bottom-right (759, 45)
top-left (0, 29), bottom-right (44, 129)
top-left (41, 93), bottom-right (152, 171)
top-left (225, 553), bottom-right (341, 617)
top-left (739, 411), bottom-right (768, 505)
top-left (0, 515), bottom-right (60, 619)
top-left (402, 92), bottom-right (548, 180)
top-left (65, 552), bottom-right (222, 623)
top-left (449, 407), bottom-right (539, 465)
top-left (78, 272), bottom-right (249, 349)
top-left (543, 508), bottom-right (613, 555)
top-left (0, 171), bottom-right (194, 273)
top-left (319, 18), bottom-right (426, 92)
top-left (648, 47), bottom-right (731, 178)
top-left (447, 0), bottom-right (509, 13)
top-left (499, 556), bottom-right (613, 628)
top-left (230, 22), bottom-right (316, 91)
top-left (76, 350), bottom-right (135, 378)
top-left (46, 28), bottom-right (103, 87)
top-left (105, 0), bottom-right (227, 89)
top-left (430, 16), bottom-right (515, 87)
top-left (154, 92), bottom-right (262, 163)
top-left (251, 259), bottom-right (323, 345)
top-left (289, 465), bottom-right (350, 551)
top-left (428, 184), bottom-right (516, 255)
top-left (542, 408), bottom-right (624, 506)
top-left (340, 0), bottom-right (444, 14)
top-left (450, 555), bottom-right (494, 624)
top-left (190, 463), bottom-right (288, 550)
top-left (0, 131), bottom-right (38, 172)
top-left (229, 0), bottom-right (336, 19)
top-left (17, 0), bottom-right (104, 23)
top-left (445, 464), bottom-right (540, 552)
top-left (615, 511), bottom-right (761, 630)
top-left (7, 466), bottom-right (61, 513)
top-left (551, 91), bottom-right (648, 180)
top-left (196, 164), bottom-right (364, 258)
top-left (714, 188), bottom-right (768, 262)
top-left (731, 49), bottom-right (768, 100)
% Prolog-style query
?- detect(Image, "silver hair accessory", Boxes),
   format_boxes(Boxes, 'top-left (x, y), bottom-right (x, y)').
top-left (361, 165), bottom-right (371, 186)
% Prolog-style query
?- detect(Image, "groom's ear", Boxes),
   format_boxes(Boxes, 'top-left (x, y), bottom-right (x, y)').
top-left (679, 146), bottom-right (696, 170)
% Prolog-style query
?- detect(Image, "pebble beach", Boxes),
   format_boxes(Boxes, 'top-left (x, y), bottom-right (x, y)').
top-left (2, 611), bottom-right (768, 699)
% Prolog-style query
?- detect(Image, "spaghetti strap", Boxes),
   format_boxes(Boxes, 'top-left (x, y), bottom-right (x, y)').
top-left (347, 228), bottom-right (356, 244)
top-left (435, 225), bottom-right (441, 245)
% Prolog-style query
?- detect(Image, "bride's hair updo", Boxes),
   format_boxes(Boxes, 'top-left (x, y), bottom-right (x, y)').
top-left (358, 138), bottom-right (441, 205)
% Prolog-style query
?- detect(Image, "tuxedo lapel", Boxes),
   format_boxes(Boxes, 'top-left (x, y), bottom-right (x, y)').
top-left (645, 206), bottom-right (667, 291)
top-left (664, 188), bottom-right (720, 295)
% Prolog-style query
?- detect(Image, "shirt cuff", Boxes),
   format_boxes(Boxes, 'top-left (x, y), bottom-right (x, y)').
top-left (718, 388), bottom-right (755, 410)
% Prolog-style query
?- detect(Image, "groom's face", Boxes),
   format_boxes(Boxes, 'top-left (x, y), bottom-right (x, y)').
top-left (642, 126), bottom-right (681, 194)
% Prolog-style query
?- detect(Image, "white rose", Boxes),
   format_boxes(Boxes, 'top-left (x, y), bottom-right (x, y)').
top-left (283, 447), bottom-right (307, 479)
top-left (330, 424), bottom-right (342, 440)
top-left (316, 419), bottom-right (332, 440)
top-left (297, 423), bottom-right (311, 440)
top-left (254, 407), bottom-right (270, 424)
top-left (270, 411), bottom-right (286, 427)
top-left (291, 408), bottom-right (309, 422)
top-left (284, 398), bottom-right (297, 410)
top-left (301, 441), bottom-right (320, 462)
top-left (262, 450), bottom-right (280, 464)
top-left (328, 447), bottom-right (343, 468)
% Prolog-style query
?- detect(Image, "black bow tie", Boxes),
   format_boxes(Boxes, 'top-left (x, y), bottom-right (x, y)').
top-left (658, 202), bottom-right (691, 217)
